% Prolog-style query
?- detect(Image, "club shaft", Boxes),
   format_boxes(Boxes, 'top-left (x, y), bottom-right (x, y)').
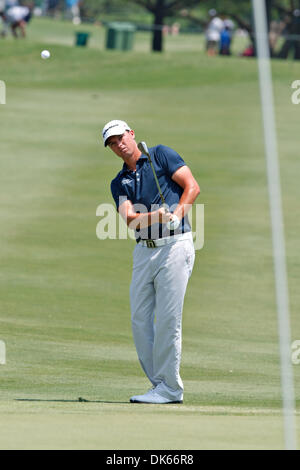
top-left (148, 158), bottom-right (166, 206)
top-left (138, 142), bottom-right (166, 206)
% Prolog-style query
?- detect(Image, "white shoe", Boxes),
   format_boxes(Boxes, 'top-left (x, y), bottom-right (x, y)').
top-left (130, 387), bottom-right (183, 404)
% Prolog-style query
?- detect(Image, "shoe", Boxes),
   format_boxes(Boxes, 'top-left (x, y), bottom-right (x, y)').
top-left (130, 387), bottom-right (183, 404)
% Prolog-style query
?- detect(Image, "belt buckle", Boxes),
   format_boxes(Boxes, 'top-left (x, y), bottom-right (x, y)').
top-left (146, 239), bottom-right (156, 248)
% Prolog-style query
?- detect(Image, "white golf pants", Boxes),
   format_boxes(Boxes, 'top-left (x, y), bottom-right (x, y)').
top-left (130, 232), bottom-right (195, 401)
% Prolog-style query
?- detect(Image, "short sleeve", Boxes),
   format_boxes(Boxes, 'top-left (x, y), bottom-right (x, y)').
top-left (110, 179), bottom-right (128, 211)
top-left (155, 145), bottom-right (186, 177)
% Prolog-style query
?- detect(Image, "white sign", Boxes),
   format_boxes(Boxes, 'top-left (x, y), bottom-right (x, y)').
top-left (0, 80), bottom-right (6, 105)
top-left (291, 80), bottom-right (300, 105)
top-left (0, 340), bottom-right (6, 365)
top-left (291, 340), bottom-right (300, 365)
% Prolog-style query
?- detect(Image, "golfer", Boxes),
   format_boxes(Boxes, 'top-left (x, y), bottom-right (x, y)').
top-left (102, 120), bottom-right (200, 404)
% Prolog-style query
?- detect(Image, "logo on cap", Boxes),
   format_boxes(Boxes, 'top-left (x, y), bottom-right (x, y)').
top-left (103, 123), bottom-right (120, 139)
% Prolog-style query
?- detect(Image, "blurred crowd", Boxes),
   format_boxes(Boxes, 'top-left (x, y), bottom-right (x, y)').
top-left (43, 0), bottom-right (81, 24)
top-left (205, 9), bottom-right (235, 57)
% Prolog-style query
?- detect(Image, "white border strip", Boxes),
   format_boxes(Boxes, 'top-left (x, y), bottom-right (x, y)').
top-left (252, 0), bottom-right (297, 450)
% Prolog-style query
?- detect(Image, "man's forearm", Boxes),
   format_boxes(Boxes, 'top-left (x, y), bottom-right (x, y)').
top-left (127, 211), bottom-right (159, 230)
top-left (173, 186), bottom-right (200, 220)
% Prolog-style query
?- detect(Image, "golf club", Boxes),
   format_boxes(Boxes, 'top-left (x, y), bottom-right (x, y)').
top-left (138, 141), bottom-right (168, 210)
top-left (137, 141), bottom-right (180, 230)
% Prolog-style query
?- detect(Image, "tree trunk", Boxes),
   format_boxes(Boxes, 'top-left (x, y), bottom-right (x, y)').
top-left (277, 39), bottom-right (292, 58)
top-left (277, 14), bottom-right (300, 60)
top-left (152, 5), bottom-right (165, 52)
top-left (293, 13), bottom-right (300, 59)
top-left (265, 0), bottom-right (272, 31)
top-left (294, 40), bottom-right (300, 59)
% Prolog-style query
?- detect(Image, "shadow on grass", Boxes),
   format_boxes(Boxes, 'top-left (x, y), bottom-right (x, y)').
top-left (14, 397), bottom-right (129, 404)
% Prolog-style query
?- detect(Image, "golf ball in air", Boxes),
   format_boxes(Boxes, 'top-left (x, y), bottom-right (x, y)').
top-left (41, 50), bottom-right (50, 60)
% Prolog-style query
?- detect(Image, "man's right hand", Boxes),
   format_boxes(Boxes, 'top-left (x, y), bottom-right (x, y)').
top-left (157, 207), bottom-right (173, 224)
top-left (119, 199), bottom-right (174, 229)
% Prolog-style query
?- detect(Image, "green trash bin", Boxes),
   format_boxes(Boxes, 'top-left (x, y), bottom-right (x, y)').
top-left (75, 32), bottom-right (90, 47)
top-left (122, 23), bottom-right (136, 51)
top-left (106, 22), bottom-right (124, 50)
top-left (106, 22), bottom-right (136, 51)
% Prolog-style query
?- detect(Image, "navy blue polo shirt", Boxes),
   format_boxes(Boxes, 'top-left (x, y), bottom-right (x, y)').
top-left (110, 144), bottom-right (192, 240)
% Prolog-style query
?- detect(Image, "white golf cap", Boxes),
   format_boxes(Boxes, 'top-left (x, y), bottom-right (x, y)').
top-left (102, 120), bottom-right (131, 147)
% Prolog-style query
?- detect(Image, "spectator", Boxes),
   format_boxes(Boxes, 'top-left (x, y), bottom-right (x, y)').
top-left (219, 26), bottom-right (232, 55)
top-left (171, 22), bottom-right (180, 36)
top-left (44, 0), bottom-right (60, 18)
top-left (0, 1), bottom-right (7, 37)
top-left (241, 44), bottom-right (255, 57)
top-left (205, 9), bottom-right (224, 56)
top-left (223, 17), bottom-right (235, 32)
top-left (3, 3), bottom-right (33, 38)
top-left (65, 0), bottom-right (81, 25)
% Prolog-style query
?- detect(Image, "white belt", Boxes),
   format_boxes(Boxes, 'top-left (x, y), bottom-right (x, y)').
top-left (138, 232), bottom-right (192, 248)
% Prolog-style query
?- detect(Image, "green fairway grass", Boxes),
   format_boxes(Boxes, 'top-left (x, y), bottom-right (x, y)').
top-left (0, 17), bottom-right (300, 449)
top-left (0, 401), bottom-right (292, 450)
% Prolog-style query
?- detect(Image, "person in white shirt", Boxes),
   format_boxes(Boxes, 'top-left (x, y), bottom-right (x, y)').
top-left (205, 9), bottom-right (225, 56)
top-left (4, 3), bottom-right (33, 38)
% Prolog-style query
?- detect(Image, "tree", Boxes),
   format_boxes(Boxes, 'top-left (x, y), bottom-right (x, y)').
top-left (275, 0), bottom-right (300, 59)
top-left (80, 0), bottom-right (143, 20)
top-left (131, 0), bottom-right (202, 52)
top-left (179, 0), bottom-right (300, 59)
top-left (83, 0), bottom-right (300, 58)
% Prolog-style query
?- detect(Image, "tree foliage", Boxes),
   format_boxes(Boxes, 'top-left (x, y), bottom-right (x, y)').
top-left (79, 0), bottom-right (300, 57)
top-left (80, 0), bottom-right (146, 20)
top-left (128, 0), bottom-right (300, 57)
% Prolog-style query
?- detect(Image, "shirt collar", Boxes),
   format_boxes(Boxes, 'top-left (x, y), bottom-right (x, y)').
top-left (119, 155), bottom-right (148, 175)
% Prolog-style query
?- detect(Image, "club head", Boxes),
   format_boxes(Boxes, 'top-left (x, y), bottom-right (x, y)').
top-left (138, 141), bottom-right (150, 157)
